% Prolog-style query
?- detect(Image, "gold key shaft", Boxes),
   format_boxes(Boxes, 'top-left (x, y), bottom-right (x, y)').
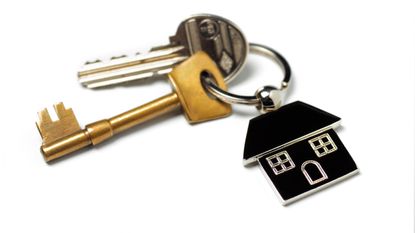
top-left (37, 52), bottom-right (231, 163)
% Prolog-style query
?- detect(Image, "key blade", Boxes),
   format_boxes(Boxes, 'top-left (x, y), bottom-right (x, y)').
top-left (79, 45), bottom-right (185, 75)
top-left (85, 69), bottom-right (172, 88)
top-left (36, 103), bottom-right (81, 144)
top-left (81, 56), bottom-right (187, 88)
top-left (78, 45), bottom-right (188, 88)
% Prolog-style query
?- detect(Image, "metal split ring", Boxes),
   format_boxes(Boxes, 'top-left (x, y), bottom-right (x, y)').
top-left (201, 43), bottom-right (291, 113)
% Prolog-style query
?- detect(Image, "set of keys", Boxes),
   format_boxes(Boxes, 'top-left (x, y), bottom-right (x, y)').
top-left (36, 14), bottom-right (358, 205)
top-left (37, 14), bottom-right (246, 162)
top-left (37, 51), bottom-right (232, 162)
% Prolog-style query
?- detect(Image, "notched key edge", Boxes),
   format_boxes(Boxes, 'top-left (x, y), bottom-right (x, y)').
top-left (36, 103), bottom-right (82, 145)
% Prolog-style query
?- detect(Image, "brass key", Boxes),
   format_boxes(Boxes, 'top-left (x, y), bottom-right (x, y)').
top-left (36, 52), bottom-right (231, 163)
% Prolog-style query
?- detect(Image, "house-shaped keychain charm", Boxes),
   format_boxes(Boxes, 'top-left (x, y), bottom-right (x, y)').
top-left (244, 101), bottom-right (359, 205)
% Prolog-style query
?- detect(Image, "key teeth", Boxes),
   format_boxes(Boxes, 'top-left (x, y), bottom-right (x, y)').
top-left (85, 54), bottom-right (129, 66)
top-left (85, 59), bottom-right (102, 65)
top-left (36, 108), bottom-right (51, 139)
top-left (111, 55), bottom-right (127, 60)
top-left (38, 108), bottom-right (52, 124)
top-left (54, 102), bottom-right (71, 119)
top-left (36, 102), bottom-right (82, 144)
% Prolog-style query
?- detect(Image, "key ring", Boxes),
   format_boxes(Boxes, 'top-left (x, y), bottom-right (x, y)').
top-left (201, 43), bottom-right (291, 113)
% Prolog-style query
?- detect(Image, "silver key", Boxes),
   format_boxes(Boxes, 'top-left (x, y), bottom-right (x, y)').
top-left (78, 14), bottom-right (248, 88)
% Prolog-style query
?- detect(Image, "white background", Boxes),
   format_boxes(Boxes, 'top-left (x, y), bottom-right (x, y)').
top-left (0, 0), bottom-right (413, 232)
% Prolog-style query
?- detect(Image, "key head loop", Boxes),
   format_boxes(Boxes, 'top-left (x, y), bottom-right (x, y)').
top-left (173, 13), bottom-right (248, 84)
top-left (201, 43), bottom-right (291, 113)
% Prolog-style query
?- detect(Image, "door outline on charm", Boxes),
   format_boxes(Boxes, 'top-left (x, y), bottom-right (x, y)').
top-left (301, 160), bottom-right (328, 185)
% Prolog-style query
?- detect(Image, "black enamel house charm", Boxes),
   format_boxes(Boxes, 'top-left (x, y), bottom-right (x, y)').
top-left (244, 101), bottom-right (358, 205)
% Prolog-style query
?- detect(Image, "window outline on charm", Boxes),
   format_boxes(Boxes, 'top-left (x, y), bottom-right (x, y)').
top-left (266, 151), bottom-right (295, 175)
top-left (308, 133), bottom-right (337, 157)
